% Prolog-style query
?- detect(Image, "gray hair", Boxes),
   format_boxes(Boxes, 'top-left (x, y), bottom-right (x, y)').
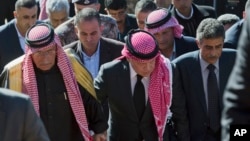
top-left (135, 0), bottom-right (157, 15)
top-left (15, 0), bottom-right (37, 10)
top-left (217, 14), bottom-right (240, 26)
top-left (46, 0), bottom-right (70, 16)
top-left (196, 18), bottom-right (225, 41)
top-left (74, 7), bottom-right (101, 26)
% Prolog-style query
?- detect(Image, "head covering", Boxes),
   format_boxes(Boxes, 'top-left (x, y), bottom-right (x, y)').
top-left (145, 8), bottom-right (183, 38)
top-left (122, 29), bottom-right (160, 62)
top-left (23, 23), bottom-right (92, 141)
top-left (72, 0), bottom-right (98, 5)
top-left (121, 29), bottom-right (172, 141)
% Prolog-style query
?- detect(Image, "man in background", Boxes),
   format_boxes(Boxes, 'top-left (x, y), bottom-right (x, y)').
top-left (0, 0), bottom-right (38, 72)
top-left (44, 0), bottom-right (70, 28)
top-left (134, 0), bottom-right (157, 30)
top-left (105, 0), bottom-right (138, 42)
top-left (55, 0), bottom-right (118, 46)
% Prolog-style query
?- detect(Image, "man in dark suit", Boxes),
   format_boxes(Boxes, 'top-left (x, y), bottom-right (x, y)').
top-left (171, 0), bottom-right (216, 37)
top-left (172, 18), bottom-right (236, 141)
top-left (104, 0), bottom-right (138, 42)
top-left (224, 0), bottom-right (250, 49)
top-left (0, 88), bottom-right (50, 141)
top-left (63, 8), bottom-right (124, 120)
top-left (221, 8), bottom-right (250, 141)
top-left (145, 8), bottom-right (198, 61)
top-left (0, 0), bottom-right (38, 72)
top-left (94, 29), bottom-right (177, 141)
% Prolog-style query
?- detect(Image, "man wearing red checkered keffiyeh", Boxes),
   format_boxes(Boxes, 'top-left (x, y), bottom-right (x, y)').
top-left (94, 29), bottom-right (174, 141)
top-left (144, 8), bottom-right (198, 61)
top-left (0, 23), bottom-right (108, 141)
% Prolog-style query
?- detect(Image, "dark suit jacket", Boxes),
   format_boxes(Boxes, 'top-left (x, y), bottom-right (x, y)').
top-left (221, 10), bottom-right (250, 141)
top-left (170, 3), bottom-right (216, 37)
top-left (175, 36), bottom-right (198, 58)
top-left (63, 37), bottom-right (124, 70)
top-left (224, 19), bottom-right (244, 49)
top-left (0, 88), bottom-right (50, 141)
top-left (0, 19), bottom-right (24, 72)
top-left (94, 58), bottom-right (173, 141)
top-left (63, 37), bottom-right (124, 120)
top-left (172, 49), bottom-right (236, 141)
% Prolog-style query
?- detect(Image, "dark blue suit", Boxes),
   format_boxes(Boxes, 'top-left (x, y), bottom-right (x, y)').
top-left (174, 36), bottom-right (198, 59)
top-left (0, 19), bottom-right (24, 72)
top-left (94, 58), bottom-right (176, 141)
top-left (224, 19), bottom-right (244, 49)
top-left (172, 49), bottom-right (236, 141)
top-left (0, 88), bottom-right (49, 141)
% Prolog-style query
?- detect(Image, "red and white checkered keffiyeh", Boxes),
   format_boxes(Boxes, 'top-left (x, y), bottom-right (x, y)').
top-left (145, 8), bottom-right (183, 38)
top-left (122, 31), bottom-right (172, 141)
top-left (22, 24), bottom-right (92, 141)
top-left (38, 0), bottom-right (48, 20)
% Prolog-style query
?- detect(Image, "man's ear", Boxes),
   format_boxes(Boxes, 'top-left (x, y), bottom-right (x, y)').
top-left (195, 39), bottom-right (201, 49)
top-left (13, 11), bottom-right (17, 18)
top-left (74, 26), bottom-right (78, 35)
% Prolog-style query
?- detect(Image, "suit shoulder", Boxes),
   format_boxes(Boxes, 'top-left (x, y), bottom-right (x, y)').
top-left (63, 41), bottom-right (78, 49)
top-left (173, 50), bottom-right (198, 63)
top-left (101, 37), bottom-right (124, 47)
top-left (101, 58), bottom-right (125, 70)
top-left (0, 88), bottom-right (29, 102)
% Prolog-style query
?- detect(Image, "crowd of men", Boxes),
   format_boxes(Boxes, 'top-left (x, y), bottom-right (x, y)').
top-left (0, 0), bottom-right (249, 141)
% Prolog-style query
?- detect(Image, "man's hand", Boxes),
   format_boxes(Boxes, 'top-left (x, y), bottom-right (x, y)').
top-left (93, 131), bottom-right (107, 141)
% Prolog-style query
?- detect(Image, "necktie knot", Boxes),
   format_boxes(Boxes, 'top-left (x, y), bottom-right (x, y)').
top-left (207, 64), bottom-right (215, 71)
top-left (137, 74), bottom-right (143, 81)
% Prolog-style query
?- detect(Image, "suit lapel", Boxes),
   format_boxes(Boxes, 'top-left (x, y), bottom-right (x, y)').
top-left (192, 52), bottom-right (208, 113)
top-left (117, 61), bottom-right (139, 121)
top-left (9, 21), bottom-right (24, 54)
top-left (99, 38), bottom-right (111, 69)
top-left (219, 57), bottom-right (229, 109)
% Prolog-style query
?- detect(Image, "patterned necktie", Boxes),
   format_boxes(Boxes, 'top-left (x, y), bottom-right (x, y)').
top-left (207, 64), bottom-right (220, 132)
top-left (133, 74), bottom-right (145, 120)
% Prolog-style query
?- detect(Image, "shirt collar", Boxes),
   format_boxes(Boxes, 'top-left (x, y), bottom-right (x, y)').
top-left (199, 51), bottom-right (219, 72)
top-left (175, 5), bottom-right (194, 20)
top-left (79, 40), bottom-right (101, 57)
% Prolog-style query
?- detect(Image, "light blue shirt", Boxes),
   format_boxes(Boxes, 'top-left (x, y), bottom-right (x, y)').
top-left (81, 41), bottom-right (100, 78)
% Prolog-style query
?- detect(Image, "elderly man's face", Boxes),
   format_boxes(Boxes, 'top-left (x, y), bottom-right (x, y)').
top-left (127, 58), bottom-right (156, 77)
top-left (31, 46), bottom-right (57, 71)
top-left (197, 37), bottom-right (223, 64)
top-left (14, 6), bottom-right (38, 36)
top-left (48, 9), bottom-right (69, 28)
